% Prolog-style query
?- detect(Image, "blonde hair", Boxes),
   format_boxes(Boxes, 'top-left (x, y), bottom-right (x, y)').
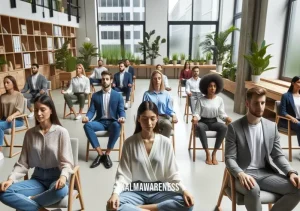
top-left (149, 70), bottom-right (165, 92)
top-left (76, 64), bottom-right (86, 76)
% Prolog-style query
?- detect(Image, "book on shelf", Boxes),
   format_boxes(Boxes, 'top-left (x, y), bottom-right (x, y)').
top-left (22, 43), bottom-right (27, 51)
top-left (2, 27), bottom-right (8, 34)
top-left (23, 53), bottom-right (31, 68)
top-left (20, 25), bottom-right (27, 35)
top-left (34, 30), bottom-right (40, 35)
top-left (0, 46), bottom-right (5, 54)
top-left (48, 52), bottom-right (54, 64)
top-left (13, 36), bottom-right (21, 52)
top-left (47, 37), bottom-right (53, 50)
top-left (53, 26), bottom-right (62, 36)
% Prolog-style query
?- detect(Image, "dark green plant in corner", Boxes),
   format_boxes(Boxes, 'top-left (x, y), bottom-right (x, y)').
top-left (66, 56), bottom-right (77, 72)
top-left (244, 40), bottom-right (276, 75)
top-left (139, 30), bottom-right (166, 63)
top-left (55, 39), bottom-right (71, 71)
top-left (77, 42), bottom-right (98, 71)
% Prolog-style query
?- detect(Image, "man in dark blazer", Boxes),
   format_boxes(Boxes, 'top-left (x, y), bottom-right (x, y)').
top-left (112, 62), bottom-right (132, 110)
top-left (21, 63), bottom-right (47, 118)
top-left (225, 87), bottom-right (300, 211)
top-left (83, 71), bottom-right (125, 169)
top-left (125, 59), bottom-right (135, 80)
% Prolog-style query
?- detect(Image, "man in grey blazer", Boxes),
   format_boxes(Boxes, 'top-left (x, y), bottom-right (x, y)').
top-left (225, 87), bottom-right (300, 211)
top-left (21, 63), bottom-right (47, 118)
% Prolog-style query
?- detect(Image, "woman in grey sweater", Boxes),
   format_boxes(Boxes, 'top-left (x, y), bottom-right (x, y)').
top-left (0, 95), bottom-right (74, 211)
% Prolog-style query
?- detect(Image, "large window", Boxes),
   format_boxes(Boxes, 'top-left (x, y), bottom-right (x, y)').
top-left (168, 0), bottom-right (220, 59)
top-left (232, 0), bottom-right (243, 64)
top-left (97, 0), bottom-right (145, 60)
top-left (282, 0), bottom-right (300, 79)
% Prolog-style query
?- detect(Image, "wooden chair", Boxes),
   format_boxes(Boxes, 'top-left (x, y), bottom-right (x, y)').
top-left (47, 81), bottom-right (53, 99)
top-left (21, 138), bottom-right (84, 211)
top-left (216, 168), bottom-right (280, 211)
top-left (86, 123), bottom-right (125, 161)
top-left (177, 80), bottom-right (184, 98)
top-left (184, 95), bottom-right (192, 123)
top-left (188, 123), bottom-right (225, 162)
top-left (63, 93), bottom-right (92, 119)
top-left (3, 99), bottom-right (30, 158)
top-left (91, 82), bottom-right (102, 93)
top-left (275, 101), bottom-right (299, 162)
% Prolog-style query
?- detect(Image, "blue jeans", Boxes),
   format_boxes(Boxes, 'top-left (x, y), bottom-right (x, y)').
top-left (0, 118), bottom-right (24, 146)
top-left (0, 167), bottom-right (68, 211)
top-left (84, 119), bottom-right (121, 149)
top-left (114, 87), bottom-right (131, 101)
top-left (90, 78), bottom-right (101, 85)
top-left (113, 191), bottom-right (193, 211)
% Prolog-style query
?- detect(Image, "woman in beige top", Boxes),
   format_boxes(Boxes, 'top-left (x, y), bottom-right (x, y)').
top-left (61, 63), bottom-right (90, 120)
top-left (0, 75), bottom-right (24, 161)
top-left (0, 95), bottom-right (74, 211)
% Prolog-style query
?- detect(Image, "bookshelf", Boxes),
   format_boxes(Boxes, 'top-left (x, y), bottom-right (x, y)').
top-left (0, 15), bottom-right (77, 87)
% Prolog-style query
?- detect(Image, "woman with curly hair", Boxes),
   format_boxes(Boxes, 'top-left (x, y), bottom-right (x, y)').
top-left (61, 63), bottom-right (90, 120)
top-left (192, 74), bottom-right (231, 165)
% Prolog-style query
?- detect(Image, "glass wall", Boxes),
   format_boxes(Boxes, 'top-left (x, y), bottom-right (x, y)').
top-left (282, 0), bottom-right (300, 78)
top-left (192, 25), bottom-right (216, 59)
top-left (232, 0), bottom-right (242, 64)
top-left (169, 25), bottom-right (190, 58)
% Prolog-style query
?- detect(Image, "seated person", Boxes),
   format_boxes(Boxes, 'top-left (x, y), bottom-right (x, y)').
top-left (0, 95), bottom-right (74, 211)
top-left (90, 59), bottom-right (108, 92)
top-left (61, 64), bottom-right (90, 120)
top-left (124, 59), bottom-right (135, 80)
top-left (186, 66), bottom-right (202, 114)
top-left (143, 70), bottom-right (178, 138)
top-left (226, 87), bottom-right (300, 211)
top-left (156, 64), bottom-right (171, 91)
top-left (83, 71), bottom-right (125, 169)
top-left (0, 76), bottom-right (24, 161)
top-left (192, 74), bottom-right (231, 165)
top-left (112, 62), bottom-right (132, 110)
top-left (179, 61), bottom-right (192, 87)
top-left (21, 63), bottom-right (47, 118)
top-left (106, 101), bottom-right (194, 211)
top-left (280, 76), bottom-right (300, 146)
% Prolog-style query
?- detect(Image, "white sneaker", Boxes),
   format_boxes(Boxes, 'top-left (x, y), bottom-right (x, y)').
top-left (0, 152), bottom-right (4, 161)
top-left (125, 103), bottom-right (129, 109)
top-left (75, 115), bottom-right (82, 120)
top-left (28, 112), bottom-right (34, 118)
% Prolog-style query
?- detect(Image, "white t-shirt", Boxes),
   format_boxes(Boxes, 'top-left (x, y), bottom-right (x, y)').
top-left (247, 122), bottom-right (266, 170)
top-left (293, 96), bottom-right (300, 119)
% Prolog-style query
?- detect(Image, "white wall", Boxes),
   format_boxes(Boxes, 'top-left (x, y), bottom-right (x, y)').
top-left (0, 0), bottom-right (79, 27)
top-left (145, 0), bottom-right (168, 65)
top-left (262, 0), bottom-right (289, 78)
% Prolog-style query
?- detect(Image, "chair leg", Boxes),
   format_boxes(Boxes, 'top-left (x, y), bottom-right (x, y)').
top-left (75, 172), bottom-right (85, 210)
top-left (193, 125), bottom-right (196, 162)
top-left (9, 127), bottom-right (16, 158)
top-left (86, 139), bottom-right (90, 162)
top-left (67, 174), bottom-right (76, 211)
top-left (63, 101), bottom-right (67, 119)
top-left (4, 136), bottom-right (9, 146)
top-left (188, 126), bottom-right (193, 150)
top-left (216, 169), bottom-right (229, 209)
top-left (288, 134), bottom-right (292, 162)
top-left (221, 140), bottom-right (225, 162)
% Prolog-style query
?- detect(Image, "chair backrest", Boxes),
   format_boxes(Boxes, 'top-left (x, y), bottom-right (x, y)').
top-left (70, 138), bottom-right (79, 166)
top-left (22, 98), bottom-right (27, 114)
top-left (47, 81), bottom-right (51, 90)
top-left (275, 101), bottom-right (280, 115)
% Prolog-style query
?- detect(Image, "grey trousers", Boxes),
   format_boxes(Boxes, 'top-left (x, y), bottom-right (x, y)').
top-left (23, 92), bottom-right (44, 109)
top-left (189, 92), bottom-right (202, 114)
top-left (158, 115), bottom-right (172, 138)
top-left (235, 169), bottom-right (300, 211)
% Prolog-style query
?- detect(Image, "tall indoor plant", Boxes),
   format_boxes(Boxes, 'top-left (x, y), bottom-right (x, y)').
top-left (138, 30), bottom-right (166, 65)
top-left (200, 26), bottom-right (239, 72)
top-left (77, 42), bottom-right (98, 71)
top-left (244, 40), bottom-right (276, 83)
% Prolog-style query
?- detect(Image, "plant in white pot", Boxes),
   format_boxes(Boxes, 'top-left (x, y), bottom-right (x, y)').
top-left (206, 52), bottom-right (213, 65)
top-left (200, 26), bottom-right (239, 72)
top-left (244, 40), bottom-right (276, 83)
top-left (172, 53), bottom-right (178, 65)
top-left (180, 53), bottom-right (186, 65)
top-left (138, 30), bottom-right (166, 65)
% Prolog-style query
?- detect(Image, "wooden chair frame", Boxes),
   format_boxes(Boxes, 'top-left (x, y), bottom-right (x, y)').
top-left (86, 123), bottom-right (125, 161)
top-left (63, 93), bottom-right (92, 119)
top-left (184, 95), bottom-right (192, 123)
top-left (275, 101), bottom-right (299, 162)
top-left (216, 168), bottom-right (273, 211)
top-left (188, 123), bottom-right (225, 162)
top-left (4, 114), bottom-right (29, 158)
top-left (47, 81), bottom-right (53, 100)
top-left (177, 80), bottom-right (184, 98)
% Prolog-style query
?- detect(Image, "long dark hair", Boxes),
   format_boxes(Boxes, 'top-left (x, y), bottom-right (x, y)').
top-left (288, 76), bottom-right (300, 93)
top-left (134, 101), bottom-right (160, 134)
top-left (183, 61), bottom-right (191, 70)
top-left (34, 95), bottom-right (62, 126)
top-left (4, 75), bottom-right (19, 93)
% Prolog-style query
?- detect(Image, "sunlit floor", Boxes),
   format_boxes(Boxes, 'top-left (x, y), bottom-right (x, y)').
top-left (1, 79), bottom-right (300, 211)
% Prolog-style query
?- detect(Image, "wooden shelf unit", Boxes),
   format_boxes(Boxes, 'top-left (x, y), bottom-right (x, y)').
top-left (0, 15), bottom-right (77, 88)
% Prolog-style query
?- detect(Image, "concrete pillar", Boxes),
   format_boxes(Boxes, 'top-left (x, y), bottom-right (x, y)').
top-left (233, 0), bottom-right (268, 114)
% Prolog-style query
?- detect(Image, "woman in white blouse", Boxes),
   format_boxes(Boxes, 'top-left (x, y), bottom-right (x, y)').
top-left (61, 63), bottom-right (90, 120)
top-left (0, 95), bottom-right (74, 211)
top-left (107, 101), bottom-right (194, 211)
top-left (192, 74), bottom-right (231, 165)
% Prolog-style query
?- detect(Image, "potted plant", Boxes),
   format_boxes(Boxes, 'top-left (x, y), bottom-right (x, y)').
top-left (223, 61), bottom-right (237, 82)
top-left (0, 57), bottom-right (8, 72)
top-left (100, 48), bottom-right (108, 65)
top-left (206, 52), bottom-right (213, 65)
top-left (244, 40), bottom-right (276, 83)
top-left (172, 53), bottom-right (178, 65)
top-left (199, 57), bottom-right (206, 65)
top-left (180, 53), bottom-right (186, 65)
top-left (163, 57), bottom-right (169, 65)
top-left (200, 26), bottom-right (239, 72)
top-left (77, 42), bottom-right (98, 71)
top-left (138, 30), bottom-right (166, 65)
top-left (135, 55), bottom-right (141, 65)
